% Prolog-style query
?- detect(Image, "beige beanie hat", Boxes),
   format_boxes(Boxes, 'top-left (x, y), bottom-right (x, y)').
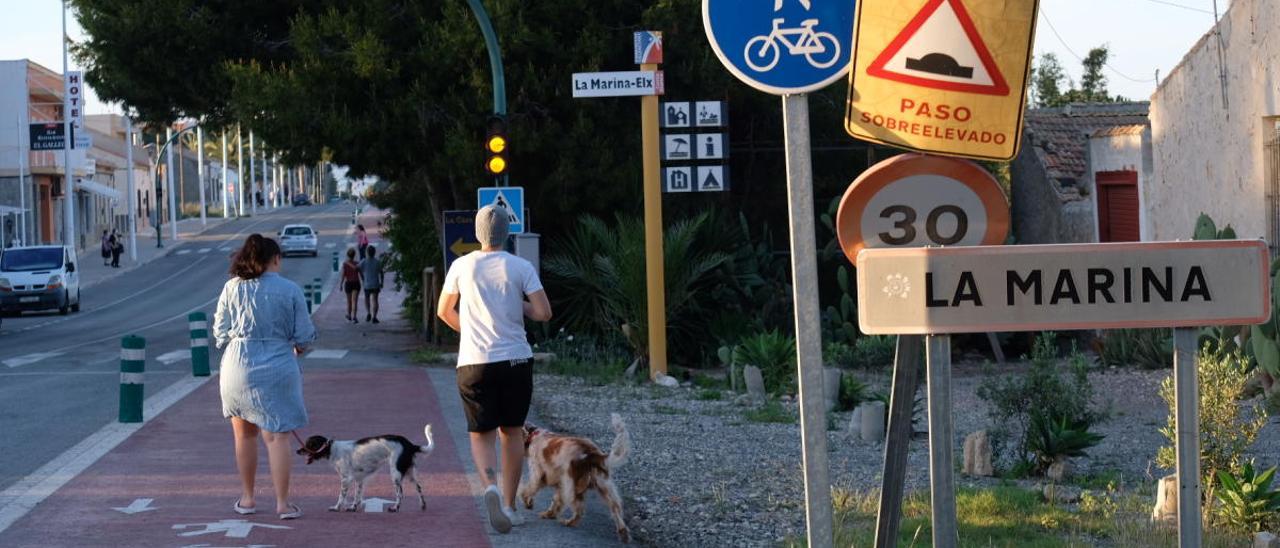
top-left (475, 204), bottom-right (510, 247)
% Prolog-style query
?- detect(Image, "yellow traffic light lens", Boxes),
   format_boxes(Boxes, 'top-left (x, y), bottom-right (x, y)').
top-left (486, 136), bottom-right (507, 154)
top-left (486, 156), bottom-right (507, 174)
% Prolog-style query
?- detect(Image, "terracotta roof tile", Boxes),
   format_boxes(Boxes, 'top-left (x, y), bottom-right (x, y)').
top-left (1023, 102), bottom-right (1149, 181)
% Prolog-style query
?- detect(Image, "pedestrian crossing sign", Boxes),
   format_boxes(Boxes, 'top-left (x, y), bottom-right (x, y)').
top-left (477, 187), bottom-right (525, 234)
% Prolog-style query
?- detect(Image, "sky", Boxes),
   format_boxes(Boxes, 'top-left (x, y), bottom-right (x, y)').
top-left (0, 0), bottom-right (1230, 113)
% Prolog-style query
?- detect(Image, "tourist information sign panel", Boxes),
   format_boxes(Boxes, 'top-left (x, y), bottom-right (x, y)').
top-left (856, 240), bottom-right (1270, 335)
top-left (844, 0), bottom-right (1039, 160)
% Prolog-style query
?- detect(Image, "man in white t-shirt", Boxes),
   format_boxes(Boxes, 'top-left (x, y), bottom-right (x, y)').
top-left (437, 204), bottom-right (552, 534)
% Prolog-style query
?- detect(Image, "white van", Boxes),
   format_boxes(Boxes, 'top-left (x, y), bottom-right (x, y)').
top-left (0, 245), bottom-right (82, 316)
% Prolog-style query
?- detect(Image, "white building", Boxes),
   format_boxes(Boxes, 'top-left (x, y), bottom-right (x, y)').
top-left (0, 59), bottom-right (151, 250)
top-left (1147, 0), bottom-right (1280, 246)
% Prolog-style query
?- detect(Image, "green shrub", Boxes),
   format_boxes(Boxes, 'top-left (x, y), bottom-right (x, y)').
top-left (1098, 328), bottom-right (1173, 369)
top-left (733, 330), bottom-right (796, 395)
top-left (1215, 460), bottom-right (1280, 533)
top-left (1157, 346), bottom-right (1268, 510)
top-left (744, 400), bottom-right (795, 424)
top-left (853, 335), bottom-right (897, 368)
top-left (1026, 415), bottom-right (1103, 475)
top-left (824, 341), bottom-right (854, 368)
top-left (696, 389), bottom-right (722, 401)
top-left (977, 332), bottom-right (1105, 474)
top-left (837, 375), bottom-right (868, 412)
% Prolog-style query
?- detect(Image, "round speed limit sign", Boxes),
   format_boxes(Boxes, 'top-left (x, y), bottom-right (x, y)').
top-left (836, 154), bottom-right (1009, 264)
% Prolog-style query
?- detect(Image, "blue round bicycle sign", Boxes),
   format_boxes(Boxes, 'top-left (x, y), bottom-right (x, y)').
top-left (703, 0), bottom-right (855, 95)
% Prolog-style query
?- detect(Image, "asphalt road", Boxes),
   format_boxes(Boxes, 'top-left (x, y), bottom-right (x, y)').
top-left (0, 202), bottom-right (360, 493)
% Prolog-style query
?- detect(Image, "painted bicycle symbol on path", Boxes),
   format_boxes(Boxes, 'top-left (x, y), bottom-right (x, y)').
top-left (743, 18), bottom-right (841, 72)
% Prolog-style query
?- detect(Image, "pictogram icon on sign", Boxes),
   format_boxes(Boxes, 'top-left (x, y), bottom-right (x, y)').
top-left (865, 0), bottom-right (1008, 95)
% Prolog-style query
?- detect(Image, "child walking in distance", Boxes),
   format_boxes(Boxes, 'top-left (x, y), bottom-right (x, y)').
top-left (359, 245), bottom-right (385, 323)
top-left (438, 205), bottom-right (552, 534)
top-left (213, 234), bottom-right (316, 520)
top-left (342, 248), bottom-right (361, 323)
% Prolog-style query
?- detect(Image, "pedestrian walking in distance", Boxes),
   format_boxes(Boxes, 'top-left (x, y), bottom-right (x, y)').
top-left (355, 224), bottom-right (370, 259)
top-left (342, 248), bottom-right (362, 323)
top-left (213, 233), bottom-right (316, 520)
top-left (437, 204), bottom-right (552, 534)
top-left (359, 245), bottom-right (385, 323)
top-left (100, 230), bottom-right (111, 266)
top-left (110, 236), bottom-right (123, 268)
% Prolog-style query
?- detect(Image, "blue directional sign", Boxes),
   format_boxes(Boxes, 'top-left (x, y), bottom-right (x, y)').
top-left (703, 0), bottom-right (855, 95)
top-left (443, 210), bottom-right (479, 269)
top-left (476, 186), bottom-right (525, 234)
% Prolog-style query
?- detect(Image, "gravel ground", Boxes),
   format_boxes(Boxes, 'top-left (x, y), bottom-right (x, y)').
top-left (530, 360), bottom-right (1280, 547)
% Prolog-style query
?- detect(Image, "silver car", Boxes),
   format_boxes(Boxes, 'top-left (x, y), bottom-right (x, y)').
top-left (279, 224), bottom-right (318, 257)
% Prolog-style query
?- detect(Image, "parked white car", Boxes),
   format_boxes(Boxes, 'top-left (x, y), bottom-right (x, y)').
top-left (0, 245), bottom-right (82, 316)
top-left (279, 224), bottom-right (318, 257)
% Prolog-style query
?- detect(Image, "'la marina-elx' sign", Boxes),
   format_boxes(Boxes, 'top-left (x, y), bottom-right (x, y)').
top-left (856, 240), bottom-right (1271, 335)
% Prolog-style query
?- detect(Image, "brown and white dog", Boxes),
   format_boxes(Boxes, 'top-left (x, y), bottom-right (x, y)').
top-left (519, 413), bottom-right (631, 543)
top-left (296, 425), bottom-right (434, 513)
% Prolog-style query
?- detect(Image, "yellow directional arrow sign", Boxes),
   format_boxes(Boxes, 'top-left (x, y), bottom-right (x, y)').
top-left (450, 238), bottom-right (481, 258)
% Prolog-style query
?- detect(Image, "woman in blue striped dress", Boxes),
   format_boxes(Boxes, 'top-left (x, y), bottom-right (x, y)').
top-left (213, 234), bottom-right (316, 520)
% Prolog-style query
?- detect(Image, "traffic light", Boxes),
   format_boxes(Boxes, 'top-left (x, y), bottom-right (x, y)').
top-left (484, 116), bottom-right (508, 176)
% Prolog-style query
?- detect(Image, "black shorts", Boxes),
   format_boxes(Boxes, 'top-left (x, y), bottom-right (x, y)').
top-left (364, 287), bottom-right (381, 296)
top-left (456, 359), bottom-right (533, 432)
top-left (344, 281), bottom-right (361, 294)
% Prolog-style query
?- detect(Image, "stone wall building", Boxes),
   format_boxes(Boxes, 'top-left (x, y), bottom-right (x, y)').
top-left (1010, 103), bottom-right (1149, 244)
top-left (1148, 0), bottom-right (1280, 246)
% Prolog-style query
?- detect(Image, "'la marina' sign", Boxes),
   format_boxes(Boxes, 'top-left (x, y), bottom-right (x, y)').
top-left (856, 240), bottom-right (1271, 335)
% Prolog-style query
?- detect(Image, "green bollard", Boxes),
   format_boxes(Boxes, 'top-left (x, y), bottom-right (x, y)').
top-left (332, 252), bottom-right (339, 273)
top-left (189, 312), bottom-right (210, 377)
top-left (304, 284), bottom-right (314, 314)
top-left (313, 278), bottom-right (323, 306)
top-left (119, 336), bottom-right (145, 423)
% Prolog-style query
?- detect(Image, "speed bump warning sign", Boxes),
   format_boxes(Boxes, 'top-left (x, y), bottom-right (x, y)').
top-left (845, 0), bottom-right (1039, 161)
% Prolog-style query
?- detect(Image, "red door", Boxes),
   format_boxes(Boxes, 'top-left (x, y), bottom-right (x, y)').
top-left (1096, 170), bottom-right (1140, 242)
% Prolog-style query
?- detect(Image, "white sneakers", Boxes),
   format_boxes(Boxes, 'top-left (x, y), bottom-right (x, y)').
top-left (484, 485), bottom-right (512, 533)
top-left (504, 505), bottom-right (525, 526)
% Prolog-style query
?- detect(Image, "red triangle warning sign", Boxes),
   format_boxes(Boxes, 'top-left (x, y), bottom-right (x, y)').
top-left (865, 0), bottom-right (1010, 96)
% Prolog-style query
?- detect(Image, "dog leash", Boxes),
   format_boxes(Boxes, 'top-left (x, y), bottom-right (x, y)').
top-left (292, 430), bottom-right (330, 458)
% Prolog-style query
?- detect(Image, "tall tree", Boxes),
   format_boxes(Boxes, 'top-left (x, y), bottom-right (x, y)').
top-left (1078, 46), bottom-right (1110, 103)
top-left (1032, 53), bottom-right (1065, 108)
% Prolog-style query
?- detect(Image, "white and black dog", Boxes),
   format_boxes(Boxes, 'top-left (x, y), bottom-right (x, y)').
top-left (297, 425), bottom-right (435, 513)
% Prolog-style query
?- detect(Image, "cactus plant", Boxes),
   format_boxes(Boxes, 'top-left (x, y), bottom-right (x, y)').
top-left (823, 265), bottom-right (860, 345)
top-left (1192, 213), bottom-right (1280, 400)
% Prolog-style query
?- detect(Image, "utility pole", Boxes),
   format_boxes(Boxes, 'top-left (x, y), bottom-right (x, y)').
top-left (235, 125), bottom-right (244, 217)
top-left (165, 127), bottom-right (177, 241)
top-left (197, 126), bottom-right (206, 226)
top-left (125, 117), bottom-right (136, 260)
top-left (249, 131), bottom-right (257, 215)
top-left (221, 131), bottom-right (229, 218)
top-left (60, 0), bottom-right (76, 248)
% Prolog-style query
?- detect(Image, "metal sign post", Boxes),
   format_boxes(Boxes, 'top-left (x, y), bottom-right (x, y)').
top-left (875, 334), bottom-right (922, 546)
top-left (782, 94), bottom-right (833, 547)
top-left (1172, 327), bottom-right (1201, 547)
top-left (703, 1), bottom-right (855, 543)
top-left (925, 334), bottom-right (957, 547)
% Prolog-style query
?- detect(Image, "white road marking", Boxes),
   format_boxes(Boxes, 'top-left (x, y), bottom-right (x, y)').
top-left (306, 349), bottom-right (348, 360)
top-left (3, 352), bottom-right (65, 368)
top-left (219, 247), bottom-right (232, 252)
top-left (360, 497), bottom-right (394, 513)
top-left (199, 248), bottom-right (212, 253)
top-left (155, 350), bottom-right (189, 365)
top-left (112, 497), bottom-right (157, 514)
top-left (173, 520), bottom-right (290, 538)
top-left (176, 249), bottom-right (192, 255)
top-left (324, 242), bottom-right (336, 249)
top-left (0, 374), bottom-right (216, 533)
